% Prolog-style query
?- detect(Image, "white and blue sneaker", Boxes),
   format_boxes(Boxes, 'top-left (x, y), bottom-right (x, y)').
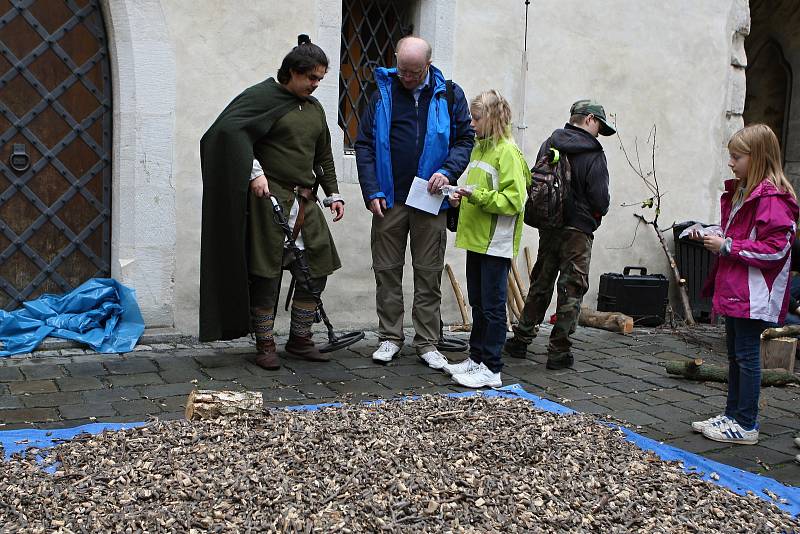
top-left (702, 418), bottom-right (759, 445)
top-left (691, 414), bottom-right (729, 433)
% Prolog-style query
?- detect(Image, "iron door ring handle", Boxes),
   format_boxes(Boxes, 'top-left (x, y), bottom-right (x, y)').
top-left (9, 144), bottom-right (30, 172)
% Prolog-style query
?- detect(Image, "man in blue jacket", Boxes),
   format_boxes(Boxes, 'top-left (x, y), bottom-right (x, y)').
top-left (355, 36), bottom-right (474, 368)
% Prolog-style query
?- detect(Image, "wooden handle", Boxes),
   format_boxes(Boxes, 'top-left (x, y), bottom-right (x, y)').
top-left (445, 263), bottom-right (470, 326)
top-left (524, 246), bottom-right (533, 274)
top-left (511, 258), bottom-right (527, 301)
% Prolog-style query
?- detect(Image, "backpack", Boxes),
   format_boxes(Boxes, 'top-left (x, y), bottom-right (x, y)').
top-left (523, 145), bottom-right (571, 229)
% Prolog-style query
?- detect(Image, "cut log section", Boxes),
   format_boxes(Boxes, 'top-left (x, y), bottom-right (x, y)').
top-left (185, 390), bottom-right (263, 420)
top-left (664, 359), bottom-right (800, 386)
top-left (760, 336), bottom-right (797, 371)
top-left (578, 307), bottom-right (634, 334)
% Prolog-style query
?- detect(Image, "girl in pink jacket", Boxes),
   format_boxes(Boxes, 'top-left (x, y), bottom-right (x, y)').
top-left (691, 124), bottom-right (798, 445)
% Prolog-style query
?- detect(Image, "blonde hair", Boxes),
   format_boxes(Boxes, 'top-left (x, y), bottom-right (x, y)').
top-left (470, 90), bottom-right (512, 144)
top-left (728, 124), bottom-right (796, 202)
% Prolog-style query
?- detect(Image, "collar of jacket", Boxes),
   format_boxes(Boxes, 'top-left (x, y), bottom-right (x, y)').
top-left (723, 177), bottom-right (790, 203)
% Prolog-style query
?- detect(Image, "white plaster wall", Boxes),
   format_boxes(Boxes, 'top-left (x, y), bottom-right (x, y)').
top-left (102, 0), bottom-right (176, 327)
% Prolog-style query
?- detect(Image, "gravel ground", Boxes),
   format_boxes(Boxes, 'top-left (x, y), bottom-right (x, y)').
top-left (0, 395), bottom-right (798, 533)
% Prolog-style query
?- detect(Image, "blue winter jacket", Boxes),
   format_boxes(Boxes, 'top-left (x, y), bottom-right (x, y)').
top-left (354, 65), bottom-right (474, 210)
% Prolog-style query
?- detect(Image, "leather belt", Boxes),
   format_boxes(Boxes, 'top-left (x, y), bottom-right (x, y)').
top-left (292, 186), bottom-right (315, 240)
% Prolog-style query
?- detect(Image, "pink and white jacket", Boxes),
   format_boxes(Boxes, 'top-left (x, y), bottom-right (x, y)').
top-left (713, 178), bottom-right (799, 323)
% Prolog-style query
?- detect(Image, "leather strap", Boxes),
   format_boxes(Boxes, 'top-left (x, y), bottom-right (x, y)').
top-left (291, 186), bottom-right (315, 240)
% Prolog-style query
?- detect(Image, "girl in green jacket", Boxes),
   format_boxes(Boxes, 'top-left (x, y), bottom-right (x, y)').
top-left (443, 90), bottom-right (530, 388)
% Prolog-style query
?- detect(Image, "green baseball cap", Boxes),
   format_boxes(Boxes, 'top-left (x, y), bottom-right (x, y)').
top-left (570, 99), bottom-right (616, 136)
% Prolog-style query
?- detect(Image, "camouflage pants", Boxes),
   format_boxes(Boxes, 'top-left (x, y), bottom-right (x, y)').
top-left (513, 227), bottom-right (593, 357)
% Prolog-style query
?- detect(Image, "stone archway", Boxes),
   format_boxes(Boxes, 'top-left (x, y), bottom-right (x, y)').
top-left (744, 39), bottom-right (792, 158)
top-left (744, 0), bottom-right (800, 187)
top-left (100, 0), bottom-right (177, 327)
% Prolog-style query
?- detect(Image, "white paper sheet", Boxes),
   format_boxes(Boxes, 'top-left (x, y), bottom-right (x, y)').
top-left (405, 176), bottom-right (444, 214)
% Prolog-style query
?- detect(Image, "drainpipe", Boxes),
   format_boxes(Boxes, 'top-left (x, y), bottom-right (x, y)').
top-left (515, 0), bottom-right (531, 149)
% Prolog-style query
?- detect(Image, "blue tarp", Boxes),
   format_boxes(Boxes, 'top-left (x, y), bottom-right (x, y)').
top-left (1, 384), bottom-right (798, 516)
top-left (0, 278), bottom-right (145, 357)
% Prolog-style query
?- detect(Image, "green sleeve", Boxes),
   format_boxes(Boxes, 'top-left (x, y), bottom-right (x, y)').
top-left (314, 104), bottom-right (339, 196)
top-left (468, 144), bottom-right (528, 215)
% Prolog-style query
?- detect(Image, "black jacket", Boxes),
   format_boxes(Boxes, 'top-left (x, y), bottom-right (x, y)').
top-left (537, 123), bottom-right (610, 235)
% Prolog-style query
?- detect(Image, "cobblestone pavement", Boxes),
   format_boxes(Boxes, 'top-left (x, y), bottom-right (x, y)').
top-left (1, 324), bottom-right (799, 487)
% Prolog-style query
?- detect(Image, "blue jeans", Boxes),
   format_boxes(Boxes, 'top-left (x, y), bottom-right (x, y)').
top-left (465, 251), bottom-right (510, 373)
top-left (724, 316), bottom-right (775, 430)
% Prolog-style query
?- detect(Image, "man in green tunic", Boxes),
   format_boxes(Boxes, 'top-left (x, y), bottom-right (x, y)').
top-left (200, 36), bottom-right (345, 370)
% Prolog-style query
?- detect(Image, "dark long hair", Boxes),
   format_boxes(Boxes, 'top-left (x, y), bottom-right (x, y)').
top-left (277, 34), bottom-right (329, 84)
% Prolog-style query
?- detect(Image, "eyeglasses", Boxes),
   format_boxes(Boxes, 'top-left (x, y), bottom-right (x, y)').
top-left (397, 66), bottom-right (426, 79)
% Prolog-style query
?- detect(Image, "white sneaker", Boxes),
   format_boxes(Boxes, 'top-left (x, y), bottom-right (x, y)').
top-left (372, 341), bottom-right (401, 363)
top-left (444, 357), bottom-right (480, 376)
top-left (702, 418), bottom-right (759, 445)
top-left (452, 362), bottom-right (502, 388)
top-left (794, 437), bottom-right (800, 448)
top-left (691, 414), bottom-right (728, 433)
top-left (419, 350), bottom-right (449, 370)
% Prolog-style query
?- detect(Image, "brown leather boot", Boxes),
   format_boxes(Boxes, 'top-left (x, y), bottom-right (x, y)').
top-left (286, 303), bottom-right (330, 362)
top-left (254, 338), bottom-right (280, 370)
top-left (251, 306), bottom-right (280, 370)
top-left (285, 332), bottom-right (330, 362)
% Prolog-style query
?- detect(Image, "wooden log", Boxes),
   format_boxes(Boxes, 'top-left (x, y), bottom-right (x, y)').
top-left (578, 307), bottom-right (634, 334)
top-left (664, 359), bottom-right (800, 386)
top-left (761, 336), bottom-right (797, 371)
top-left (762, 325), bottom-right (800, 340)
top-left (185, 390), bottom-right (263, 420)
top-left (445, 264), bottom-right (470, 327)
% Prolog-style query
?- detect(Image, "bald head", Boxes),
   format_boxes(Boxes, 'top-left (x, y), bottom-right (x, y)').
top-left (395, 36), bottom-right (432, 89)
top-left (396, 36), bottom-right (432, 63)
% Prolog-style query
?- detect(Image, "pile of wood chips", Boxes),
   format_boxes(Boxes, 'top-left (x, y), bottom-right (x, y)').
top-left (0, 395), bottom-right (797, 532)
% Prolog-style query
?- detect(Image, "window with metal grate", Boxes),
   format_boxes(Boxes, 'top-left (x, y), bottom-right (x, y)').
top-left (338, 0), bottom-right (413, 151)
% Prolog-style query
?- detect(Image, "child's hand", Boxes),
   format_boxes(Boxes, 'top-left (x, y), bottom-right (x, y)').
top-left (703, 235), bottom-right (724, 254)
top-left (688, 229), bottom-right (704, 241)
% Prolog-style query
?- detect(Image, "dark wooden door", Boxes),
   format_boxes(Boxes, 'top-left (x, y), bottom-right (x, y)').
top-left (0, 0), bottom-right (112, 310)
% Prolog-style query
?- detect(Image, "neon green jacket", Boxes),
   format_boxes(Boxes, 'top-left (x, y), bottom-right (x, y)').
top-left (455, 136), bottom-right (530, 258)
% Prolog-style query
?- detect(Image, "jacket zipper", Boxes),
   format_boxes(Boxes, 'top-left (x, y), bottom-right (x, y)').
top-left (415, 99), bottom-right (419, 153)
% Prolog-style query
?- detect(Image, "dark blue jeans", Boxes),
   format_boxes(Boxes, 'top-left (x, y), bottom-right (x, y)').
top-left (466, 251), bottom-right (510, 373)
top-left (724, 316), bottom-right (775, 430)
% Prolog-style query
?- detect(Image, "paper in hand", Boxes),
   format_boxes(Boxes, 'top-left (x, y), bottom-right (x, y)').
top-left (406, 176), bottom-right (444, 214)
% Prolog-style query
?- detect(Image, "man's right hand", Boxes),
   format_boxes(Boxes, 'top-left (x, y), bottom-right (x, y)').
top-left (368, 198), bottom-right (387, 218)
top-left (250, 175), bottom-right (270, 197)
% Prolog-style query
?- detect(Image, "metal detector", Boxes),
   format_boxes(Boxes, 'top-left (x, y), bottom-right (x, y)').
top-left (268, 194), bottom-right (364, 353)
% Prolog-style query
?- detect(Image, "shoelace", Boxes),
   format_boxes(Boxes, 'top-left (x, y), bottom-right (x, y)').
top-left (378, 341), bottom-right (396, 353)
